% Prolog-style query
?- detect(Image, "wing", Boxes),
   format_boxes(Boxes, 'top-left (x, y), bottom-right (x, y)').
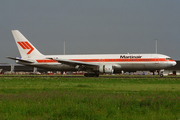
top-left (47, 58), bottom-right (99, 67)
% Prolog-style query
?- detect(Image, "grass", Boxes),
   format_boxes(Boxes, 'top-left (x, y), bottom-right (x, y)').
top-left (0, 77), bottom-right (180, 119)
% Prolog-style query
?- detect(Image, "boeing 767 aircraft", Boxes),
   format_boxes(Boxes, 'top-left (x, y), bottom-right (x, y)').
top-left (7, 30), bottom-right (176, 77)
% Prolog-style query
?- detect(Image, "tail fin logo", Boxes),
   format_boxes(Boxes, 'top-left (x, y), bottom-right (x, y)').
top-left (17, 41), bottom-right (34, 54)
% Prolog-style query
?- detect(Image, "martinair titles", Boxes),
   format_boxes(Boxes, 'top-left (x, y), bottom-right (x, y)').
top-left (120, 55), bottom-right (142, 59)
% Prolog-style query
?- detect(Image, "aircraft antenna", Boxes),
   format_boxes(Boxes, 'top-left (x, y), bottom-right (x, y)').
top-left (63, 40), bottom-right (65, 55)
top-left (155, 39), bottom-right (158, 54)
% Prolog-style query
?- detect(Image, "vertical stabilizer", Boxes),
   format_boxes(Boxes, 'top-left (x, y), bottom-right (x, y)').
top-left (12, 30), bottom-right (44, 58)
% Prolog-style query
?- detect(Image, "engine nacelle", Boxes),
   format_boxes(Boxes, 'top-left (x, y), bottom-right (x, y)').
top-left (99, 65), bottom-right (114, 74)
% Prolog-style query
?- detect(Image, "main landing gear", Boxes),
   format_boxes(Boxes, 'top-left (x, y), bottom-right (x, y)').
top-left (160, 74), bottom-right (164, 77)
top-left (159, 70), bottom-right (164, 77)
top-left (84, 73), bottom-right (99, 77)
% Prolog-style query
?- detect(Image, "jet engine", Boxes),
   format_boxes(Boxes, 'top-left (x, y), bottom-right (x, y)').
top-left (99, 65), bottom-right (114, 74)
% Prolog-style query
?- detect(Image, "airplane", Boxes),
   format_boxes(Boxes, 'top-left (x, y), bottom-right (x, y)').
top-left (7, 30), bottom-right (176, 77)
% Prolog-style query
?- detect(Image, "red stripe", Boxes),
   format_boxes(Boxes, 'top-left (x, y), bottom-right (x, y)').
top-left (17, 41), bottom-right (34, 54)
top-left (70, 58), bottom-right (167, 62)
top-left (36, 58), bottom-right (172, 63)
top-left (21, 42), bottom-right (30, 49)
top-left (25, 42), bottom-right (34, 54)
top-left (36, 60), bottom-right (58, 63)
top-left (17, 42), bottom-right (26, 49)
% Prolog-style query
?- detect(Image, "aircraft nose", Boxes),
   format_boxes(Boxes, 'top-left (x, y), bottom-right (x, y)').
top-left (172, 61), bottom-right (177, 66)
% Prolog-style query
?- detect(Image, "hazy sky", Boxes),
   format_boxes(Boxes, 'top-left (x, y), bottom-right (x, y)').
top-left (1, 0), bottom-right (180, 63)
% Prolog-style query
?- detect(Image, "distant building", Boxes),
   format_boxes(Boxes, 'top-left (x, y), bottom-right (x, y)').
top-left (0, 64), bottom-right (48, 73)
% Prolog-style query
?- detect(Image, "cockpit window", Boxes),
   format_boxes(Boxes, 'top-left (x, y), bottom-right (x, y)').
top-left (166, 58), bottom-right (172, 60)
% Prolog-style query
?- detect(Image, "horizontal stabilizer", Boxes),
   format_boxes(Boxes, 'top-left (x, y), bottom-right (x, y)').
top-left (6, 56), bottom-right (34, 63)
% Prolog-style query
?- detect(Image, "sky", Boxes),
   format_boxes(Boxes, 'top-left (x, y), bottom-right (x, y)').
top-left (0, 0), bottom-right (180, 63)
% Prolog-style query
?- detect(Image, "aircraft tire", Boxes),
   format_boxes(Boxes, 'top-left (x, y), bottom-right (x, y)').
top-left (95, 73), bottom-right (99, 77)
top-left (160, 74), bottom-right (164, 77)
top-left (84, 73), bottom-right (88, 77)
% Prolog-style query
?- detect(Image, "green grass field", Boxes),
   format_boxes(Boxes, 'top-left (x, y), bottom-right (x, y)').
top-left (0, 76), bottom-right (180, 120)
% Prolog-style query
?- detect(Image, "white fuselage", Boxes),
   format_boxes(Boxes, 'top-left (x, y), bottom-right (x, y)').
top-left (10, 30), bottom-right (177, 75)
top-left (18, 54), bottom-right (176, 73)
